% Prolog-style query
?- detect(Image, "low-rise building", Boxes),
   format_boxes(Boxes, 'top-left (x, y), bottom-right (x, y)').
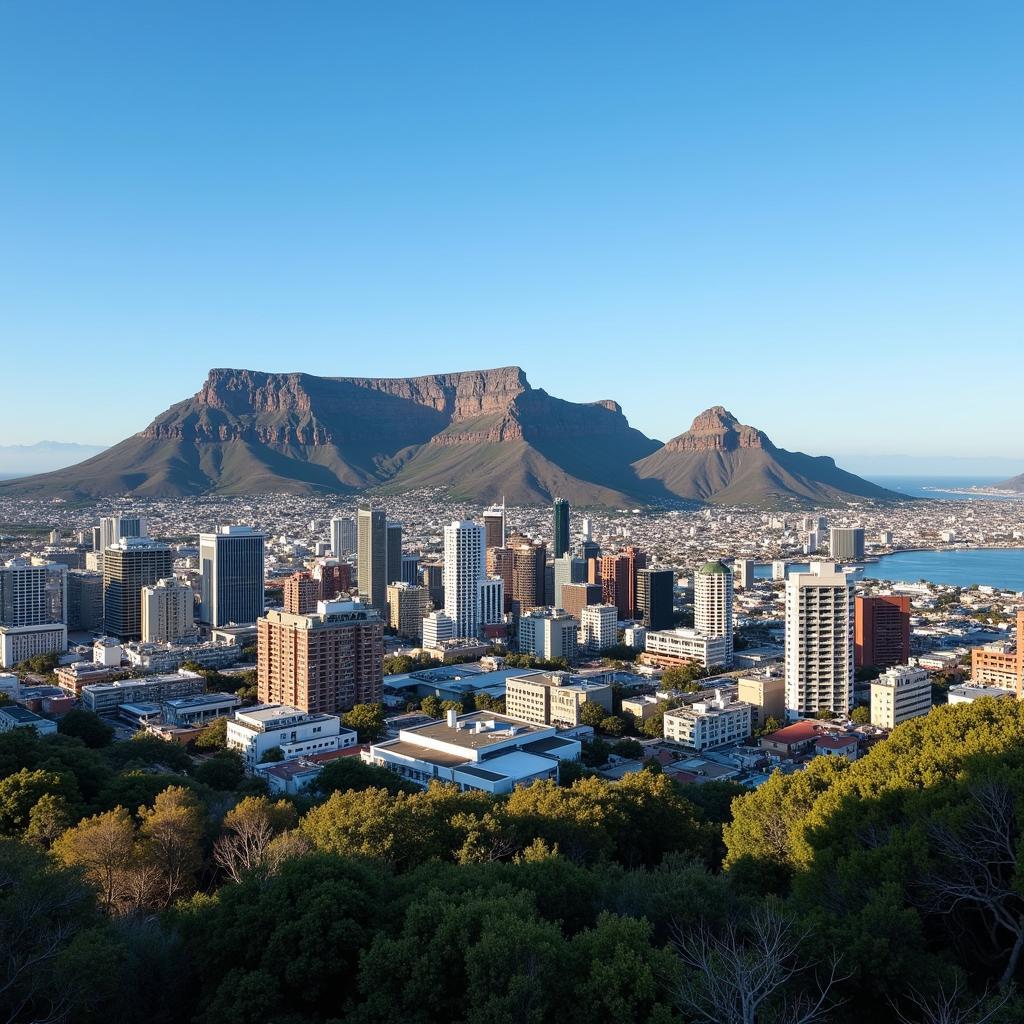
top-left (947, 684), bottom-right (1015, 705)
top-left (620, 695), bottom-right (659, 721)
top-left (226, 704), bottom-right (356, 771)
top-left (123, 638), bottom-right (241, 674)
top-left (81, 670), bottom-right (205, 714)
top-left (814, 735), bottom-right (859, 761)
top-left (162, 691), bottom-right (241, 727)
top-left (870, 664), bottom-right (932, 728)
top-left (737, 667), bottom-right (786, 729)
top-left (759, 720), bottom-right (822, 758)
top-left (640, 628), bottom-right (730, 670)
top-left (505, 670), bottom-right (613, 728)
top-left (0, 704), bottom-right (57, 737)
top-left (662, 691), bottom-right (752, 751)
top-left (0, 623), bottom-right (68, 669)
top-left (367, 709), bottom-right (580, 794)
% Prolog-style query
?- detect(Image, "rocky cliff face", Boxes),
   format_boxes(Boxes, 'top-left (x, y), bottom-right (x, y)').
top-left (660, 406), bottom-right (770, 452)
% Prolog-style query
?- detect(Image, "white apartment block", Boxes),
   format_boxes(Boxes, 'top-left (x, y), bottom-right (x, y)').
top-left (579, 603), bottom-right (618, 653)
top-left (422, 611), bottom-right (456, 648)
top-left (663, 691), bottom-right (752, 751)
top-left (784, 563), bottom-right (854, 717)
top-left (443, 521), bottom-right (485, 638)
top-left (870, 664), bottom-right (932, 729)
top-left (226, 704), bottom-right (355, 771)
top-left (141, 576), bottom-right (195, 643)
top-left (643, 627), bottom-right (730, 669)
top-left (0, 624), bottom-right (68, 669)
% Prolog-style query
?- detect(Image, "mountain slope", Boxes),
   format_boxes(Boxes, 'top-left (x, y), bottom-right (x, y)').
top-left (633, 407), bottom-right (904, 506)
top-left (997, 472), bottom-right (1024, 492)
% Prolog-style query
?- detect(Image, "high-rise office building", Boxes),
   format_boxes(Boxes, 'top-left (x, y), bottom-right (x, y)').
top-left (98, 515), bottom-right (147, 554)
top-left (599, 554), bottom-right (630, 620)
top-left (486, 547), bottom-right (515, 612)
top-left (443, 520), bottom-right (485, 639)
top-left (103, 538), bottom-right (173, 641)
top-left (67, 569), bottom-right (104, 631)
top-left (482, 504), bottom-right (506, 549)
top-left (694, 561), bottom-right (734, 667)
top-left (733, 558), bottom-right (755, 590)
top-left (330, 517), bottom-right (356, 558)
top-left (420, 563), bottom-right (444, 609)
top-left (199, 526), bottom-right (265, 627)
top-left (855, 595), bottom-right (911, 669)
top-left (560, 582), bottom-right (602, 620)
top-left (258, 599), bottom-right (383, 714)
top-left (479, 577), bottom-right (505, 627)
top-left (580, 603), bottom-right (619, 653)
top-left (636, 568), bottom-right (675, 631)
top-left (401, 554), bottom-right (421, 586)
top-left (283, 572), bottom-right (318, 615)
top-left (552, 498), bottom-right (570, 559)
top-left (387, 522), bottom-right (403, 585)
top-left (784, 563), bottom-right (854, 717)
top-left (140, 577), bottom-right (195, 643)
top-left (830, 527), bottom-right (865, 562)
top-left (312, 559), bottom-right (352, 602)
top-left (553, 555), bottom-right (586, 608)
top-left (623, 546), bottom-right (647, 619)
top-left (507, 534), bottom-right (547, 613)
top-left (357, 506), bottom-right (388, 612)
top-left (387, 582), bottom-right (430, 638)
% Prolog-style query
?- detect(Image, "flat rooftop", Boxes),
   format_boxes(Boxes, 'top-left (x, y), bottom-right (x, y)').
top-left (404, 711), bottom-right (548, 751)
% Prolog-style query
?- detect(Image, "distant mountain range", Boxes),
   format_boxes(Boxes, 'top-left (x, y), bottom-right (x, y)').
top-left (0, 367), bottom-right (906, 507)
top-left (0, 441), bottom-right (108, 480)
top-left (998, 472), bottom-right (1024, 492)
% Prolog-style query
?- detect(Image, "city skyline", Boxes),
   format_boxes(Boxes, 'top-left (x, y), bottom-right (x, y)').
top-left (2, 3), bottom-right (1022, 456)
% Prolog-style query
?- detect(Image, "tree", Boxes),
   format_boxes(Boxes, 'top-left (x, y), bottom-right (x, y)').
top-left (599, 715), bottom-right (625, 737)
top-left (671, 904), bottom-right (845, 1024)
top-left (138, 786), bottom-right (205, 908)
top-left (192, 716), bottom-right (228, 750)
top-left (58, 709), bottom-right (114, 748)
top-left (342, 703), bottom-right (386, 742)
top-left (611, 738), bottom-right (644, 760)
top-left (421, 695), bottom-right (443, 719)
top-left (850, 706), bottom-right (871, 725)
top-left (313, 756), bottom-right (419, 796)
top-left (213, 795), bottom-right (297, 882)
top-left (25, 792), bottom-right (74, 848)
top-left (662, 664), bottom-right (704, 692)
top-left (194, 750), bottom-right (246, 791)
top-left (258, 746), bottom-right (284, 763)
top-left (581, 737), bottom-right (611, 767)
top-left (579, 700), bottom-right (608, 728)
top-left (52, 806), bottom-right (142, 915)
top-left (0, 767), bottom-right (80, 836)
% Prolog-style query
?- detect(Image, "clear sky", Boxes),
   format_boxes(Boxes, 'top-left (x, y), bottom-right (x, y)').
top-left (2, 2), bottom-right (1022, 462)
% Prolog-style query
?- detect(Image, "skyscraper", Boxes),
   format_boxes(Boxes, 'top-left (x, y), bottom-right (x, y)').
top-left (386, 521), bottom-right (403, 584)
top-left (98, 515), bottom-right (147, 553)
top-left (482, 504), bottom-right (506, 549)
top-left (694, 561), bottom-right (734, 667)
top-left (103, 537), bottom-right (173, 640)
top-left (283, 572), bottom-right (318, 615)
top-left (199, 526), bottom-right (265, 627)
top-left (67, 569), bottom-right (103, 632)
top-left (733, 559), bottom-right (755, 590)
top-left (257, 599), bottom-right (383, 714)
top-left (443, 520), bottom-right (485, 638)
top-left (357, 506), bottom-right (388, 612)
top-left (387, 582), bottom-right (430, 638)
top-left (855, 595), bottom-right (910, 669)
top-left (507, 534), bottom-right (547, 613)
top-left (552, 498), bottom-right (570, 559)
top-left (829, 527), bottom-right (865, 561)
top-left (636, 568), bottom-right (675, 631)
top-left (560, 582), bottom-right (602, 620)
top-left (141, 577), bottom-right (195, 643)
top-left (330, 516), bottom-right (355, 557)
top-left (580, 603), bottom-right (619, 653)
top-left (553, 554), bottom-right (586, 608)
top-left (784, 563), bottom-right (854, 716)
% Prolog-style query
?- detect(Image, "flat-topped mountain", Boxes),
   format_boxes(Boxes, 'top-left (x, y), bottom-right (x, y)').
top-left (0, 371), bottom-right (904, 506)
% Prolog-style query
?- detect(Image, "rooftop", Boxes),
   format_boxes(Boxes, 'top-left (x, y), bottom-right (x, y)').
top-left (404, 711), bottom-right (547, 751)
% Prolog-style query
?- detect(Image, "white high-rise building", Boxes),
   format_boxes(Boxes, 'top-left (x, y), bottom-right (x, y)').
top-left (0, 559), bottom-right (68, 668)
top-left (784, 563), bottom-right (854, 718)
top-left (330, 517), bottom-right (355, 557)
top-left (421, 611), bottom-right (456, 648)
top-left (694, 561), bottom-right (733, 667)
top-left (479, 578), bottom-right (505, 626)
top-left (443, 521), bottom-right (485, 639)
top-left (141, 577), bottom-right (196, 643)
top-left (870, 664), bottom-right (932, 729)
top-left (98, 516), bottom-right (147, 554)
top-left (580, 603), bottom-right (618, 653)
top-left (733, 558), bottom-right (755, 590)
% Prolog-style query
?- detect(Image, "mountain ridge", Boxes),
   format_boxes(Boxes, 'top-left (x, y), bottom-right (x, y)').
top-left (0, 368), bottom-right (905, 507)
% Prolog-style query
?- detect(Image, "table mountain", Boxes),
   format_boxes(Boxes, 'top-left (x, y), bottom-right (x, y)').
top-left (0, 372), bottom-right (903, 506)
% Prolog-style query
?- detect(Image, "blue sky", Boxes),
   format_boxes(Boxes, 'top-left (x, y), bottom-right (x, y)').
top-left (1, 2), bottom-right (1022, 464)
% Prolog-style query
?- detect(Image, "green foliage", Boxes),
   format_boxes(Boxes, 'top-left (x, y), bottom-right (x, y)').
top-left (420, 695), bottom-right (443, 719)
top-left (14, 651), bottom-right (59, 675)
top-left (313, 756), bottom-right (420, 797)
top-left (660, 663), bottom-right (706, 691)
top-left (58, 709), bottom-right (115, 748)
top-left (579, 700), bottom-right (608, 728)
top-left (193, 750), bottom-right (246, 791)
top-left (850, 705), bottom-right (871, 724)
top-left (341, 703), bottom-right (386, 742)
top-left (192, 716), bottom-right (228, 750)
top-left (258, 746), bottom-right (285, 764)
top-left (611, 738), bottom-right (645, 760)
top-left (580, 737), bottom-right (611, 767)
top-left (105, 734), bottom-right (193, 774)
top-left (0, 767), bottom-right (81, 835)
